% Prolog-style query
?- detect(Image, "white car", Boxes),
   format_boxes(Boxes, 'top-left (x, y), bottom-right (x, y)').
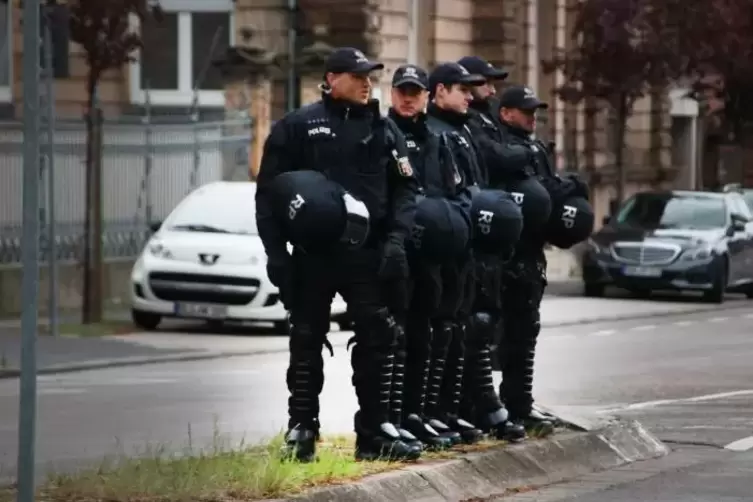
top-left (130, 181), bottom-right (350, 331)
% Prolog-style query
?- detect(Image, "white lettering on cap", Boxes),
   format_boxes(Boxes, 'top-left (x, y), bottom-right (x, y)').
top-left (353, 50), bottom-right (368, 63)
top-left (404, 66), bottom-right (418, 77)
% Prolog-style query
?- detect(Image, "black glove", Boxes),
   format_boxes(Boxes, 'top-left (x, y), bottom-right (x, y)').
top-left (266, 253), bottom-right (294, 310)
top-left (379, 234), bottom-right (410, 314)
top-left (379, 234), bottom-right (409, 281)
top-left (564, 173), bottom-right (590, 200)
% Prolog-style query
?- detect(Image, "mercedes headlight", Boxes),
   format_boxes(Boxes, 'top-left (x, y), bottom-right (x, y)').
top-left (147, 241), bottom-right (173, 259)
top-left (681, 244), bottom-right (713, 261)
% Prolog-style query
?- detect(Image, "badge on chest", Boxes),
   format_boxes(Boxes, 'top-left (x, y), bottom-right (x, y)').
top-left (307, 126), bottom-right (333, 137)
top-left (392, 149), bottom-right (414, 177)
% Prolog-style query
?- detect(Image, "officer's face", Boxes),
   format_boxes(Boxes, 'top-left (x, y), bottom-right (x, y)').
top-left (500, 106), bottom-right (536, 133)
top-left (327, 71), bottom-right (374, 105)
top-left (435, 83), bottom-right (473, 113)
top-left (391, 84), bottom-right (428, 118)
top-left (472, 82), bottom-right (496, 100)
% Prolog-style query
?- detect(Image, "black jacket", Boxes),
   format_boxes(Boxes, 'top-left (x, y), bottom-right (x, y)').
top-left (388, 109), bottom-right (471, 208)
top-left (425, 103), bottom-right (487, 188)
top-left (255, 93), bottom-right (421, 260)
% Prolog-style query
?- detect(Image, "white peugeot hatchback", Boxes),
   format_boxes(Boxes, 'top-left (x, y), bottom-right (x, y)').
top-left (130, 181), bottom-right (349, 332)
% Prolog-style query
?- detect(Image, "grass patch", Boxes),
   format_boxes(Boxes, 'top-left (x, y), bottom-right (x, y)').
top-left (39, 321), bottom-right (137, 337)
top-left (0, 427), bottom-right (552, 502)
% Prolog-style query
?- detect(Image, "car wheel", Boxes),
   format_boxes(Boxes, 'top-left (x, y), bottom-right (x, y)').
top-left (583, 282), bottom-right (605, 297)
top-left (131, 309), bottom-right (161, 331)
top-left (703, 258), bottom-right (728, 304)
top-left (274, 319), bottom-right (291, 333)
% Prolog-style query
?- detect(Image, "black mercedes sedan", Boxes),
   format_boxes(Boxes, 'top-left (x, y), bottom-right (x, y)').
top-left (582, 190), bottom-right (753, 303)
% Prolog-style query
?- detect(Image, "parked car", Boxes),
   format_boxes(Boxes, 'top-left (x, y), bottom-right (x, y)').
top-left (130, 181), bottom-right (349, 331)
top-left (582, 190), bottom-right (753, 303)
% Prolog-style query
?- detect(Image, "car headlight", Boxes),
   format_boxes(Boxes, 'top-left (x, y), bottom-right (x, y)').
top-left (681, 244), bottom-right (713, 261)
top-left (147, 241), bottom-right (173, 259)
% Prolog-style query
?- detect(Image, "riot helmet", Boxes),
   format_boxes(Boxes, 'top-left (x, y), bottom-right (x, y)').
top-left (505, 176), bottom-right (552, 236)
top-left (547, 195), bottom-right (594, 249)
top-left (267, 170), bottom-right (370, 252)
top-left (470, 189), bottom-right (524, 258)
top-left (408, 195), bottom-right (471, 263)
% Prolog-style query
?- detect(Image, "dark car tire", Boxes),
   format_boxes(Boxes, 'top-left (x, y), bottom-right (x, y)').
top-left (583, 282), bottom-right (605, 297)
top-left (131, 309), bottom-right (161, 331)
top-left (703, 258), bottom-right (728, 304)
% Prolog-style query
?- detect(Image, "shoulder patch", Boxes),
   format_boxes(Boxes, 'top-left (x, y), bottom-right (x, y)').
top-left (392, 149), bottom-right (414, 177)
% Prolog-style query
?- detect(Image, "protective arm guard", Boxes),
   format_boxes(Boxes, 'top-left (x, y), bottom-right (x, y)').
top-left (256, 118), bottom-right (295, 261)
top-left (385, 118), bottom-right (421, 243)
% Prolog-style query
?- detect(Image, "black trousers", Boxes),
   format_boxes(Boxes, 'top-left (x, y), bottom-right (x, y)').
top-left (286, 246), bottom-right (399, 431)
top-left (498, 250), bottom-right (547, 418)
top-left (460, 254), bottom-right (506, 418)
top-left (434, 256), bottom-right (475, 419)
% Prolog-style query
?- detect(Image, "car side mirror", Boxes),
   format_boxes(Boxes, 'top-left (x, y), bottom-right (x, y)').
top-left (602, 215), bottom-right (611, 225)
top-left (149, 221), bottom-right (162, 233)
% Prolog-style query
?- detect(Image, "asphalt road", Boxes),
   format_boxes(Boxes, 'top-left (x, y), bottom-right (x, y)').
top-left (2, 306), bottom-right (753, 498)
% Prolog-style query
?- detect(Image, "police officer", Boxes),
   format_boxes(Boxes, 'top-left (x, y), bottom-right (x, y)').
top-left (457, 55), bottom-right (508, 132)
top-left (387, 64), bottom-right (472, 450)
top-left (495, 85), bottom-right (579, 434)
top-left (420, 62), bottom-right (489, 443)
top-left (255, 47), bottom-right (422, 462)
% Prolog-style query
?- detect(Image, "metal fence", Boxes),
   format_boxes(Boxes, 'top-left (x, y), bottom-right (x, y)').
top-left (0, 113), bottom-right (253, 265)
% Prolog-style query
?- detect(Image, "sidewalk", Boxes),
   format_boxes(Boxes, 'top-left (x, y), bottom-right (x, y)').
top-left (0, 295), bottom-right (747, 377)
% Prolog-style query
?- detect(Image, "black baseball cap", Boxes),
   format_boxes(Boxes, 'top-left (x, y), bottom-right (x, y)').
top-left (498, 85), bottom-right (549, 110)
top-left (457, 56), bottom-right (509, 80)
top-left (325, 47), bottom-right (384, 74)
top-left (392, 64), bottom-right (429, 89)
top-left (428, 62), bottom-right (486, 92)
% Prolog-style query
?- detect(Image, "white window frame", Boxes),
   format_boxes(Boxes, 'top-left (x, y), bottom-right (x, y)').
top-left (0, 1), bottom-right (13, 102)
top-left (129, 0), bottom-right (235, 107)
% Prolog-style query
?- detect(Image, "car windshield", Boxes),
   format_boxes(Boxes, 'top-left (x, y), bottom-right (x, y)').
top-left (165, 185), bottom-right (258, 235)
top-left (615, 193), bottom-right (726, 230)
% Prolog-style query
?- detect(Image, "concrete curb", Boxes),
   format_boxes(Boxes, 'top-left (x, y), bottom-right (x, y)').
top-left (1, 301), bottom-right (750, 379)
top-left (265, 419), bottom-right (668, 502)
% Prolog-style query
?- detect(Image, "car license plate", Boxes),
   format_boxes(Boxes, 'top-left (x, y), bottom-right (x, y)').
top-left (175, 303), bottom-right (227, 319)
top-left (623, 266), bottom-right (662, 278)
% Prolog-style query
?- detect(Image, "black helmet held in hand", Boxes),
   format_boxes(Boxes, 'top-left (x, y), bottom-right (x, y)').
top-left (267, 170), bottom-right (370, 253)
top-left (408, 195), bottom-right (471, 263)
top-left (547, 195), bottom-right (594, 249)
top-left (504, 176), bottom-right (552, 237)
top-left (470, 188), bottom-right (524, 258)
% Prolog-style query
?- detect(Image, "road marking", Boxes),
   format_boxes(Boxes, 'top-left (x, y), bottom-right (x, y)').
top-left (630, 324), bottom-right (656, 331)
top-left (591, 329), bottom-right (616, 337)
top-left (672, 320), bottom-right (693, 327)
top-left (709, 316), bottom-right (728, 322)
top-left (724, 435), bottom-right (753, 452)
top-left (599, 389), bottom-right (753, 413)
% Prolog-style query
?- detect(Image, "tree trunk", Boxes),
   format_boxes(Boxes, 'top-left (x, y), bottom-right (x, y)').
top-left (82, 72), bottom-right (103, 324)
top-left (613, 93), bottom-right (629, 206)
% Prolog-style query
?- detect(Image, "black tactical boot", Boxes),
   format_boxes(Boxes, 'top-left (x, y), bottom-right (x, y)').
top-left (354, 412), bottom-right (422, 462)
top-left (281, 423), bottom-right (318, 462)
top-left (439, 322), bottom-right (483, 444)
top-left (389, 326), bottom-right (424, 451)
top-left (476, 408), bottom-right (527, 442)
top-left (425, 321), bottom-right (462, 446)
top-left (402, 413), bottom-right (453, 451)
top-left (511, 409), bottom-right (555, 437)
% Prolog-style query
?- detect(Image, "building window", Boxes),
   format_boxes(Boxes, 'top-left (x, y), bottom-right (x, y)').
top-left (0, 1), bottom-right (12, 102)
top-left (130, 0), bottom-right (234, 107)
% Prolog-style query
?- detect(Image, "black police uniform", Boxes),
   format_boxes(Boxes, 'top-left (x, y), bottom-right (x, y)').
top-left (422, 62), bottom-right (491, 444)
top-left (387, 64), bottom-right (472, 450)
top-left (255, 47), bottom-right (422, 462)
top-left (494, 86), bottom-right (565, 433)
top-left (452, 57), bottom-right (527, 442)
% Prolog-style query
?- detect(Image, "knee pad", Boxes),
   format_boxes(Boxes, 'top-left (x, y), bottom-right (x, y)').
top-left (290, 324), bottom-right (325, 353)
top-left (355, 307), bottom-right (400, 353)
top-left (468, 312), bottom-right (496, 345)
